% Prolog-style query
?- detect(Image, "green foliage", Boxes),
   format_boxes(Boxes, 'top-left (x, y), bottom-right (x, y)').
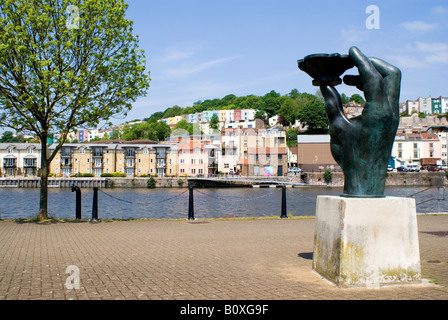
top-left (286, 128), bottom-right (299, 147)
top-left (297, 98), bottom-right (329, 134)
top-left (323, 169), bottom-right (332, 183)
top-left (121, 121), bottom-right (171, 141)
top-left (349, 94), bottom-right (365, 104)
top-left (147, 176), bottom-right (156, 188)
top-left (0, 0), bottom-right (150, 217)
top-left (101, 172), bottom-right (126, 177)
top-left (278, 98), bottom-right (300, 126)
top-left (81, 173), bottom-right (94, 177)
top-left (0, 131), bottom-right (26, 142)
top-left (209, 114), bottom-right (219, 129)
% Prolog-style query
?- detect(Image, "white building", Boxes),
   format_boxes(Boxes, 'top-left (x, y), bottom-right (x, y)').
top-left (219, 128), bottom-right (241, 174)
top-left (419, 96), bottom-right (432, 114)
top-left (0, 143), bottom-right (41, 177)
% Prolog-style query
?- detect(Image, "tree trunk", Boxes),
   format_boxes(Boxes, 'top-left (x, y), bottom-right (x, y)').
top-left (38, 136), bottom-right (49, 220)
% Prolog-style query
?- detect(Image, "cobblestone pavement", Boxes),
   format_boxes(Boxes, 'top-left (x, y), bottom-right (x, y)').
top-left (0, 215), bottom-right (448, 301)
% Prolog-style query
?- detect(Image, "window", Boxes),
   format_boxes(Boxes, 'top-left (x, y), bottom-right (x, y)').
top-left (278, 154), bottom-right (282, 160)
top-left (224, 163), bottom-right (229, 169)
top-left (180, 169), bottom-right (185, 173)
top-left (191, 159), bottom-right (196, 164)
top-left (198, 169), bottom-right (203, 174)
top-left (191, 169), bottom-right (196, 174)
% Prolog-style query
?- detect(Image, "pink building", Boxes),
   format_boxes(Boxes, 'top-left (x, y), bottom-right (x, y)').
top-left (178, 140), bottom-right (207, 176)
top-left (233, 109), bottom-right (242, 122)
top-left (420, 133), bottom-right (441, 167)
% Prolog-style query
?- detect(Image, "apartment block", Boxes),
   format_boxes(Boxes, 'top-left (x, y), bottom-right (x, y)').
top-left (0, 143), bottom-right (41, 177)
top-left (49, 141), bottom-right (177, 177)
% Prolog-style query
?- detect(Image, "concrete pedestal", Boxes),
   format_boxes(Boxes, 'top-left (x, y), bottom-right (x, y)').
top-left (313, 196), bottom-right (421, 288)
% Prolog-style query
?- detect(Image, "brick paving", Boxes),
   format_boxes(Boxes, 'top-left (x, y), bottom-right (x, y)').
top-left (0, 215), bottom-right (448, 301)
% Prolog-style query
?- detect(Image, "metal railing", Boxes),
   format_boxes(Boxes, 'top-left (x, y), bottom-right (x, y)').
top-left (409, 186), bottom-right (447, 214)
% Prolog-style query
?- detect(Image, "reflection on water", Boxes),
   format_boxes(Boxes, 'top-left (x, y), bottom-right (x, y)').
top-left (0, 186), bottom-right (446, 220)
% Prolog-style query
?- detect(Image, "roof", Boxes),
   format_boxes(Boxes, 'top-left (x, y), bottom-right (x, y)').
top-left (297, 135), bottom-right (331, 144)
top-left (0, 143), bottom-right (41, 150)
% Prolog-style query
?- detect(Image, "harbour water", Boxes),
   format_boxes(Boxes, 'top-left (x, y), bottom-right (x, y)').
top-left (0, 186), bottom-right (446, 220)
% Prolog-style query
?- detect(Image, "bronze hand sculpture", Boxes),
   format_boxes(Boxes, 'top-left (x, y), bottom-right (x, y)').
top-left (299, 47), bottom-right (401, 197)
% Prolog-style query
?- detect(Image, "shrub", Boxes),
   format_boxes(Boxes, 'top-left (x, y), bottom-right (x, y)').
top-left (323, 169), bottom-right (332, 183)
top-left (147, 176), bottom-right (156, 188)
top-left (100, 173), bottom-right (113, 177)
top-left (81, 173), bottom-right (94, 177)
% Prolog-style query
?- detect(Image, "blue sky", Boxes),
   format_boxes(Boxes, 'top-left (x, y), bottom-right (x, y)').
top-left (122, 0), bottom-right (448, 122)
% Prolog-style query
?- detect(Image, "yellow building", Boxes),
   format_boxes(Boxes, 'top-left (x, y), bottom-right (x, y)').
top-left (49, 141), bottom-right (178, 177)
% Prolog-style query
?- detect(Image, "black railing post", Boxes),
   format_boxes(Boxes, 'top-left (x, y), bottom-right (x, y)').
top-left (188, 185), bottom-right (195, 220)
top-left (281, 185), bottom-right (288, 218)
top-left (92, 187), bottom-right (99, 221)
top-left (71, 185), bottom-right (82, 220)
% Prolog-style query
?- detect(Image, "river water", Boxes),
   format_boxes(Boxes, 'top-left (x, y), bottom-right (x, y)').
top-left (0, 187), bottom-right (448, 219)
top-left (0, 186), bottom-right (446, 220)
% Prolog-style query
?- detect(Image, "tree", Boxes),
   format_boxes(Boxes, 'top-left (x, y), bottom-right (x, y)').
top-left (261, 90), bottom-right (282, 118)
top-left (0, 130), bottom-right (18, 142)
top-left (278, 97), bottom-right (299, 127)
top-left (297, 99), bottom-right (329, 134)
top-left (0, 0), bottom-right (150, 219)
top-left (340, 93), bottom-right (350, 104)
top-left (349, 94), bottom-right (365, 104)
top-left (209, 114), bottom-right (219, 129)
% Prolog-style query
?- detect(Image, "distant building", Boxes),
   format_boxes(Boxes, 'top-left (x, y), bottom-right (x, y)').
top-left (0, 143), bottom-right (41, 177)
top-left (297, 135), bottom-right (339, 172)
top-left (48, 141), bottom-right (177, 177)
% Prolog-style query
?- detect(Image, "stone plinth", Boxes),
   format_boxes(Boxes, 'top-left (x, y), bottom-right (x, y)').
top-left (313, 196), bottom-right (421, 288)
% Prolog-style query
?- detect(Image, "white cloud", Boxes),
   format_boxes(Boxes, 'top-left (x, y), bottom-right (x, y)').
top-left (161, 55), bottom-right (241, 79)
top-left (416, 42), bottom-right (448, 64)
top-left (432, 6), bottom-right (448, 15)
top-left (160, 49), bottom-right (195, 62)
top-left (386, 41), bottom-right (448, 68)
top-left (399, 20), bottom-right (437, 31)
top-left (340, 25), bottom-right (370, 45)
top-left (384, 54), bottom-right (424, 69)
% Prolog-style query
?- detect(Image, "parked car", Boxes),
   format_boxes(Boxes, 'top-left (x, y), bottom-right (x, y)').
top-left (397, 166), bottom-right (408, 172)
top-left (405, 164), bottom-right (421, 172)
top-left (387, 165), bottom-right (394, 171)
top-left (428, 166), bottom-right (441, 172)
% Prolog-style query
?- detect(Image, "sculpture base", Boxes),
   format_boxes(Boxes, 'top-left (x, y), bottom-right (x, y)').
top-left (313, 196), bottom-right (421, 288)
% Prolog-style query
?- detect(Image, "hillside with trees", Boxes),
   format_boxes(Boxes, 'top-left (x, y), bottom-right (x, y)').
top-left (113, 89), bottom-right (363, 142)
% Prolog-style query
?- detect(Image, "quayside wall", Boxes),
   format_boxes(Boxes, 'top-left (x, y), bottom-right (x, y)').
top-left (0, 172), bottom-right (446, 188)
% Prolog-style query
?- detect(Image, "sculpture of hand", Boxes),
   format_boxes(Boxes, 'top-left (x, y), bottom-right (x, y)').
top-left (320, 47), bottom-right (401, 197)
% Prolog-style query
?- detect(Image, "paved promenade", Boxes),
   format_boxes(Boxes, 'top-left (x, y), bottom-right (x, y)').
top-left (0, 215), bottom-right (448, 301)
